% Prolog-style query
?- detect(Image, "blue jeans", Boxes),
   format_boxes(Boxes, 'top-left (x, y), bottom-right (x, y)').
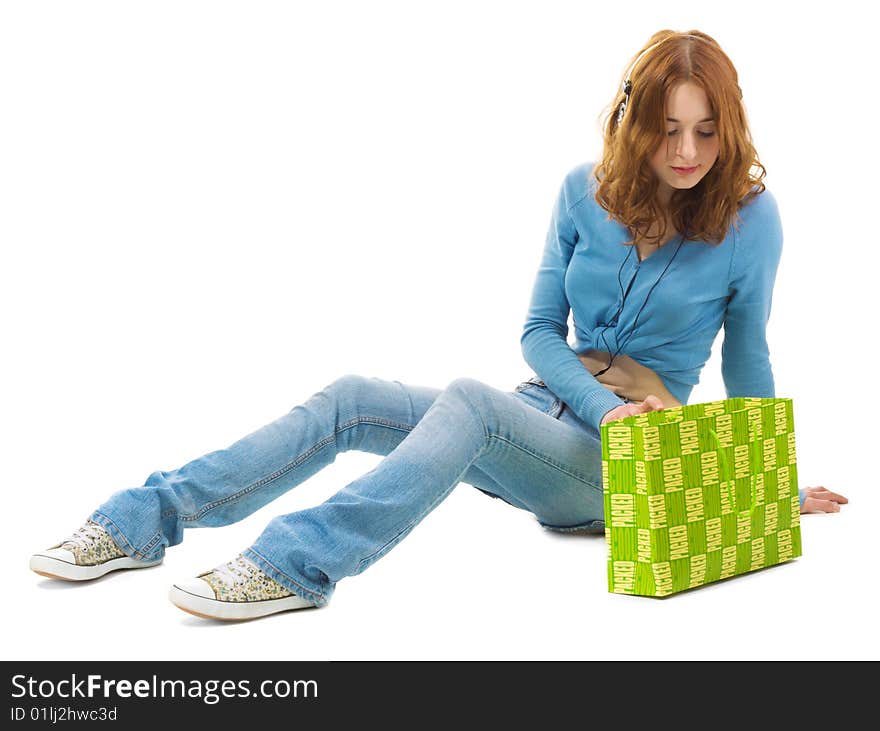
top-left (89, 374), bottom-right (610, 607)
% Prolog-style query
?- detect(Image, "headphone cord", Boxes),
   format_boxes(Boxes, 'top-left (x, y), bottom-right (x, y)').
top-left (592, 232), bottom-right (686, 378)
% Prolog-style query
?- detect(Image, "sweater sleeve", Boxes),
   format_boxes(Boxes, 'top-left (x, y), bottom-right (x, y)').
top-left (720, 189), bottom-right (783, 399)
top-left (720, 191), bottom-right (803, 509)
top-left (520, 169), bottom-right (625, 433)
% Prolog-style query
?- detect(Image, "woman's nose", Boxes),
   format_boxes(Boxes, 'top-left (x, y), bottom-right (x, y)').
top-left (673, 132), bottom-right (698, 160)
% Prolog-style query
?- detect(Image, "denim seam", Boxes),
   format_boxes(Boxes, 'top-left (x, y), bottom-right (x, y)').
top-left (244, 547), bottom-right (327, 606)
top-left (178, 415), bottom-right (416, 522)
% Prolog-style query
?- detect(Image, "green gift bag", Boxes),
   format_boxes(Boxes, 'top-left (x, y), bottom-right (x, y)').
top-left (600, 397), bottom-right (802, 597)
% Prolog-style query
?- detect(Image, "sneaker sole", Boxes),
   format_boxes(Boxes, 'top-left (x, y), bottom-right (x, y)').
top-left (29, 553), bottom-right (163, 581)
top-left (168, 584), bottom-right (315, 621)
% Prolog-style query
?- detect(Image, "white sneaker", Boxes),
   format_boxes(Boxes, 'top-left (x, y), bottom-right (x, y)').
top-left (169, 554), bottom-right (315, 621)
top-left (30, 519), bottom-right (163, 581)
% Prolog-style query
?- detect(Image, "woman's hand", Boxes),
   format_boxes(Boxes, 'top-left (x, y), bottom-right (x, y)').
top-left (800, 486), bottom-right (848, 514)
top-left (600, 394), bottom-right (666, 426)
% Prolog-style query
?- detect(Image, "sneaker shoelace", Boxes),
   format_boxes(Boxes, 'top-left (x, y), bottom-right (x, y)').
top-left (211, 556), bottom-right (256, 587)
top-left (61, 521), bottom-right (106, 550)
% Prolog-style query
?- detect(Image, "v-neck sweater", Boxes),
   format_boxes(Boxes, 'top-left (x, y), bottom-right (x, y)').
top-left (520, 161), bottom-right (784, 435)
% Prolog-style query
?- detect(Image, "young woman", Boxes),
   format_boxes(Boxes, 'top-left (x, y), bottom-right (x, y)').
top-left (30, 29), bottom-right (847, 621)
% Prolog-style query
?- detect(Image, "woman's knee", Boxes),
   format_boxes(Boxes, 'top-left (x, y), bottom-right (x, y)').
top-left (444, 376), bottom-right (492, 396)
top-left (443, 377), bottom-right (490, 406)
top-left (320, 374), bottom-right (416, 455)
top-left (321, 373), bottom-right (393, 411)
top-left (315, 373), bottom-right (379, 426)
top-left (442, 377), bottom-right (503, 427)
top-left (326, 373), bottom-right (371, 398)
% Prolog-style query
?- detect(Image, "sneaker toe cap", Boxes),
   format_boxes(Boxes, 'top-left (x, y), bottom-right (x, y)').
top-left (32, 547), bottom-right (76, 565)
top-left (171, 577), bottom-right (217, 600)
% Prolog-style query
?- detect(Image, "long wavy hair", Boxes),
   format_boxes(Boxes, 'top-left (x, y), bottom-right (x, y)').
top-left (593, 30), bottom-right (767, 248)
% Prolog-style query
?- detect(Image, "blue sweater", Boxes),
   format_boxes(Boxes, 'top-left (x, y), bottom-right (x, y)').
top-left (521, 161), bottom-right (802, 505)
top-left (521, 160), bottom-right (782, 428)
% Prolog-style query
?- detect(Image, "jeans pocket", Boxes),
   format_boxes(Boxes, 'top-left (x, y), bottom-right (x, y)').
top-left (513, 377), bottom-right (563, 418)
top-left (514, 375), bottom-right (546, 393)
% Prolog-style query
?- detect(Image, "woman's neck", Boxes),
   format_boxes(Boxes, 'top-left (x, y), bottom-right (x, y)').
top-left (641, 210), bottom-right (677, 246)
top-left (656, 180), bottom-right (674, 209)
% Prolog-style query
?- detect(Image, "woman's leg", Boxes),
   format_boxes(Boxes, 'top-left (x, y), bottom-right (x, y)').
top-left (242, 377), bottom-right (605, 607)
top-left (89, 374), bottom-right (456, 563)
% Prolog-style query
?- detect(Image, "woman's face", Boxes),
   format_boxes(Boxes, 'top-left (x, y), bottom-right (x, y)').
top-left (649, 81), bottom-right (720, 206)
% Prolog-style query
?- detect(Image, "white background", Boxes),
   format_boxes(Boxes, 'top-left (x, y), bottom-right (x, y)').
top-left (2, 0), bottom-right (877, 660)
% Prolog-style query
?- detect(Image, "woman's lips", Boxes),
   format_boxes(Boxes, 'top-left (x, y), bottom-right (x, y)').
top-left (672, 165), bottom-right (698, 175)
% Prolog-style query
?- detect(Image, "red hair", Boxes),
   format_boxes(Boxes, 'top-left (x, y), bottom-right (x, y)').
top-left (593, 30), bottom-right (767, 248)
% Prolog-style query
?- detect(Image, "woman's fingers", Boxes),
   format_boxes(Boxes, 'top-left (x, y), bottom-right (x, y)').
top-left (643, 394), bottom-right (665, 411)
top-left (805, 486), bottom-right (849, 503)
top-left (802, 497), bottom-right (841, 514)
top-left (801, 486), bottom-right (848, 514)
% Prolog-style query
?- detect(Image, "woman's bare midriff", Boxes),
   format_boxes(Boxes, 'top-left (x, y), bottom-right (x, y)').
top-left (576, 349), bottom-right (682, 408)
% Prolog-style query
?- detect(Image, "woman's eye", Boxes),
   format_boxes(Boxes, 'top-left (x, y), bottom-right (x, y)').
top-left (667, 130), bottom-right (716, 138)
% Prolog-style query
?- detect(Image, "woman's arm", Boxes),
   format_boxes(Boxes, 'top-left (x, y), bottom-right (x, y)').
top-left (577, 350), bottom-right (682, 408)
top-left (720, 191), bottom-right (783, 398)
top-left (520, 167), bottom-right (627, 432)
